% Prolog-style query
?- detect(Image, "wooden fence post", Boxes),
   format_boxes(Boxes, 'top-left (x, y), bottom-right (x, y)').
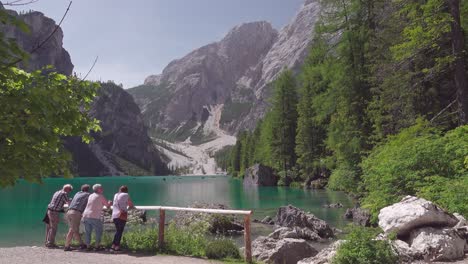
top-left (244, 213), bottom-right (252, 263)
top-left (158, 208), bottom-right (165, 250)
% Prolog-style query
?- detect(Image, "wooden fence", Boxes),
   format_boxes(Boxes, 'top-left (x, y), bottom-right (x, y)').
top-left (135, 206), bottom-right (253, 263)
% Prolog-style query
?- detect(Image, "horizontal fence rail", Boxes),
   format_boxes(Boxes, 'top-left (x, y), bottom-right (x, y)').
top-left (64, 204), bottom-right (253, 262)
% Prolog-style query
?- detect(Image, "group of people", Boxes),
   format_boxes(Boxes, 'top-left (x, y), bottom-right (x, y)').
top-left (44, 184), bottom-right (133, 252)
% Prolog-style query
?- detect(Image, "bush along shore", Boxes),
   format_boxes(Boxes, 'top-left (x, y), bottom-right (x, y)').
top-left (56, 197), bottom-right (467, 264)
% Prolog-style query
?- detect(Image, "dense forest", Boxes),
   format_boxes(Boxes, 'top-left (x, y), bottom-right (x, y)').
top-left (219, 0), bottom-right (468, 219)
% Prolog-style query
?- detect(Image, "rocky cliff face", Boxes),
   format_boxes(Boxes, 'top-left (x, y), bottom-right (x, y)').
top-left (235, 0), bottom-right (321, 131)
top-left (129, 0), bottom-right (320, 140)
top-left (65, 82), bottom-right (169, 176)
top-left (1, 7), bottom-right (168, 176)
top-left (130, 21), bottom-right (278, 141)
top-left (1, 9), bottom-right (73, 75)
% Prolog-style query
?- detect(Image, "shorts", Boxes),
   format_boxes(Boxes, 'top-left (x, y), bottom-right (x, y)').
top-left (66, 209), bottom-right (82, 233)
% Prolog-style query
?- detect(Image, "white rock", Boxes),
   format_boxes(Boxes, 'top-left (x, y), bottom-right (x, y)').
top-left (409, 227), bottom-right (466, 262)
top-left (378, 196), bottom-right (458, 236)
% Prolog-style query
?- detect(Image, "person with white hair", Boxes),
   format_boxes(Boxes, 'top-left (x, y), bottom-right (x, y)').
top-left (46, 184), bottom-right (73, 248)
top-left (81, 184), bottom-right (112, 251)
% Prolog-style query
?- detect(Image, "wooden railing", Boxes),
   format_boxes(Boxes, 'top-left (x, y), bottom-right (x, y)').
top-left (135, 206), bottom-right (253, 263)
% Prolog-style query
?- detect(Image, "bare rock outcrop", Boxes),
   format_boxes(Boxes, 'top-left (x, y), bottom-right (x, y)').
top-left (378, 196), bottom-right (459, 236)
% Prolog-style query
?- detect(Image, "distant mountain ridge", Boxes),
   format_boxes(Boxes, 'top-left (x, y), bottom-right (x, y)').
top-left (1, 7), bottom-right (169, 176)
top-left (129, 0), bottom-right (320, 141)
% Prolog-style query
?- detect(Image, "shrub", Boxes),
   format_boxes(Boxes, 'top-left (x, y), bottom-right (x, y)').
top-left (164, 222), bottom-right (209, 257)
top-left (122, 226), bottom-right (158, 253)
top-left (205, 238), bottom-right (241, 260)
top-left (333, 226), bottom-right (397, 264)
top-left (327, 163), bottom-right (359, 192)
top-left (361, 121), bottom-right (468, 221)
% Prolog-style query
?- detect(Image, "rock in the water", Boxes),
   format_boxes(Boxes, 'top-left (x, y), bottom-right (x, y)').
top-left (275, 205), bottom-right (334, 239)
top-left (344, 207), bottom-right (371, 227)
top-left (298, 240), bottom-right (344, 264)
top-left (252, 236), bottom-right (318, 264)
top-left (378, 196), bottom-right (458, 236)
top-left (243, 164), bottom-right (278, 186)
top-left (409, 227), bottom-right (466, 262)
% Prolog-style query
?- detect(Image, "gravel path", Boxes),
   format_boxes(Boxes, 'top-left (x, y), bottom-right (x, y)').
top-left (0, 247), bottom-right (222, 264)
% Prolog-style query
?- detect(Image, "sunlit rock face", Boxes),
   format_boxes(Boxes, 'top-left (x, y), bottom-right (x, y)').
top-left (130, 0), bottom-right (321, 139)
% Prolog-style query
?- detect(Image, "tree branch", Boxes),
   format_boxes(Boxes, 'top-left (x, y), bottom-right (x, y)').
top-left (81, 56), bottom-right (99, 81)
top-left (2, 0), bottom-right (39, 6)
top-left (430, 99), bottom-right (457, 123)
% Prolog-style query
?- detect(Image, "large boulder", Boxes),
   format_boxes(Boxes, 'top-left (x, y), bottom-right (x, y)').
top-left (344, 207), bottom-right (372, 227)
top-left (252, 236), bottom-right (318, 264)
top-left (275, 205), bottom-right (334, 239)
top-left (298, 240), bottom-right (344, 264)
top-left (243, 164), bottom-right (278, 186)
top-left (378, 196), bottom-right (458, 236)
top-left (409, 227), bottom-right (466, 262)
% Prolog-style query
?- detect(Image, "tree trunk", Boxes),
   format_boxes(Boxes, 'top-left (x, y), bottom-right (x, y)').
top-left (447, 0), bottom-right (468, 124)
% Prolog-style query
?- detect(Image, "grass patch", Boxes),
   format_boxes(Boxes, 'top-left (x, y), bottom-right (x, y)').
top-left (205, 238), bottom-right (241, 260)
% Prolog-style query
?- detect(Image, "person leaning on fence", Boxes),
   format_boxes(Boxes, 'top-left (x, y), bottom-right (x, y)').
top-left (111, 185), bottom-right (134, 252)
top-left (64, 184), bottom-right (91, 251)
top-left (45, 184), bottom-right (73, 248)
top-left (82, 184), bottom-right (112, 251)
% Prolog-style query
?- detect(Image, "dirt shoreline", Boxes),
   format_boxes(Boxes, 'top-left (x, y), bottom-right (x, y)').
top-left (0, 246), bottom-right (221, 264)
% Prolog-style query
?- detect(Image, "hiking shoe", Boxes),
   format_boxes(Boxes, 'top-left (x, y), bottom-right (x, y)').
top-left (79, 244), bottom-right (88, 250)
top-left (64, 246), bottom-right (72, 252)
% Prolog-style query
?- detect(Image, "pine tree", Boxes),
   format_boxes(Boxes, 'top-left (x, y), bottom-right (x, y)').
top-left (295, 37), bottom-right (329, 180)
top-left (270, 70), bottom-right (298, 172)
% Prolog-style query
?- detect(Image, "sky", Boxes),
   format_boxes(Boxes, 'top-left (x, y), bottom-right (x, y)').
top-left (12, 0), bottom-right (304, 88)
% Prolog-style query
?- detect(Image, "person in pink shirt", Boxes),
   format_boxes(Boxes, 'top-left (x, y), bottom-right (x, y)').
top-left (81, 184), bottom-right (112, 250)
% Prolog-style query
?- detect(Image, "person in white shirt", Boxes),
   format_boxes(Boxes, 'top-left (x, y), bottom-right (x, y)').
top-left (111, 185), bottom-right (134, 251)
top-left (81, 184), bottom-right (112, 251)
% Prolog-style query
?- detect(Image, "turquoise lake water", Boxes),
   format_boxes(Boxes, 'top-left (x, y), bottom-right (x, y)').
top-left (0, 176), bottom-right (355, 247)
